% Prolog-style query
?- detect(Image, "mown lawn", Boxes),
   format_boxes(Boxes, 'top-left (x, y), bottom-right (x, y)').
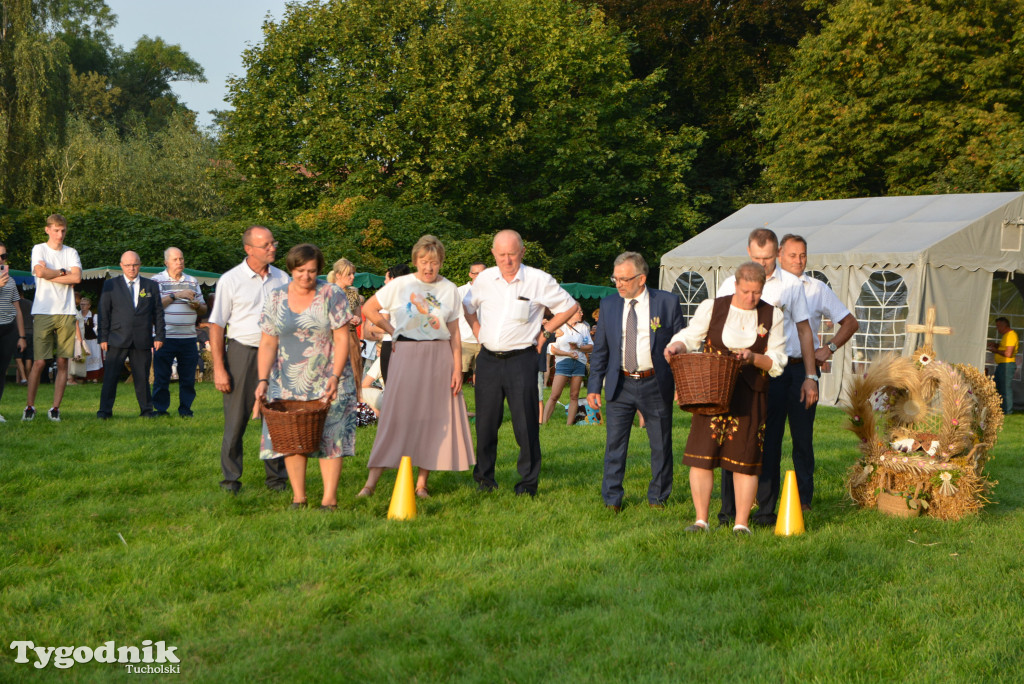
top-left (1, 381), bottom-right (1022, 682)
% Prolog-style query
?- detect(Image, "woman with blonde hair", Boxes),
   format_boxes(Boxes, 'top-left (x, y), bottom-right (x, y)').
top-left (358, 235), bottom-right (474, 498)
top-left (327, 257), bottom-right (364, 391)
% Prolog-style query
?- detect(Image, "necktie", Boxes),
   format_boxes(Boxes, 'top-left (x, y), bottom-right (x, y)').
top-left (624, 299), bottom-right (638, 372)
top-left (128, 280), bottom-right (136, 306)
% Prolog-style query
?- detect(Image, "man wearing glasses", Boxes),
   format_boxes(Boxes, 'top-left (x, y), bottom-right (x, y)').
top-left (587, 252), bottom-right (683, 512)
top-left (208, 226), bottom-right (290, 494)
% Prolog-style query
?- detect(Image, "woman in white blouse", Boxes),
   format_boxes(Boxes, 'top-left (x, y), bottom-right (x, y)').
top-left (357, 235), bottom-right (475, 499)
top-left (541, 306), bottom-right (593, 425)
top-left (664, 262), bottom-right (787, 536)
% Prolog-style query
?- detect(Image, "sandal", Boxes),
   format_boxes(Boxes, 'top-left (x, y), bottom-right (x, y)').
top-left (289, 501), bottom-right (308, 510)
top-left (318, 504), bottom-right (338, 512)
top-left (415, 487), bottom-right (431, 499)
top-left (356, 486), bottom-right (374, 498)
top-left (684, 520), bottom-right (709, 533)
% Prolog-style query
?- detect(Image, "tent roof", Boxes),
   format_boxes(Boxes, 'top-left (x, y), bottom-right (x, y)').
top-left (662, 192), bottom-right (1024, 272)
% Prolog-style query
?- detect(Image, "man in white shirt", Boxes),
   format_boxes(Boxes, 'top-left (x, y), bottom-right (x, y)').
top-left (458, 261), bottom-right (486, 385)
top-left (715, 228), bottom-right (818, 526)
top-left (773, 234), bottom-right (859, 514)
top-left (151, 247), bottom-right (207, 417)
top-left (464, 230), bottom-right (578, 496)
top-left (24, 214), bottom-right (82, 422)
top-left (208, 226), bottom-right (290, 494)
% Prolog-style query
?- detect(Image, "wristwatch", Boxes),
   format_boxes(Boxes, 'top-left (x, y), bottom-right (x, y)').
top-left (542, 330), bottom-right (553, 340)
top-left (59, 268), bottom-right (67, 276)
top-left (827, 341), bottom-right (838, 353)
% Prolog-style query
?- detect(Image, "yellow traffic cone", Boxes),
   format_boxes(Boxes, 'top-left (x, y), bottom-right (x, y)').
top-left (774, 469), bottom-right (805, 536)
top-left (387, 456), bottom-right (417, 521)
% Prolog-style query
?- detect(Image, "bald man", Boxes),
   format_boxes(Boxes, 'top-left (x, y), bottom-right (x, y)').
top-left (97, 251), bottom-right (165, 418)
top-left (151, 247), bottom-right (207, 417)
top-left (464, 230), bottom-right (578, 496)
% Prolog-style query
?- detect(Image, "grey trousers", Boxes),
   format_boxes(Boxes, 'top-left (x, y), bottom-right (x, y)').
top-left (219, 341), bottom-right (288, 490)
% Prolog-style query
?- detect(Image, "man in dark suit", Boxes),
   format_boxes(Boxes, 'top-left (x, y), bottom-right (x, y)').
top-left (587, 252), bottom-right (684, 511)
top-left (97, 251), bottom-right (165, 418)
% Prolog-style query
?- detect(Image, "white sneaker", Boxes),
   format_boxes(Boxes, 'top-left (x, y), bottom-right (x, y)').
top-left (0, 414), bottom-right (6, 423)
top-left (47, 407), bottom-right (61, 422)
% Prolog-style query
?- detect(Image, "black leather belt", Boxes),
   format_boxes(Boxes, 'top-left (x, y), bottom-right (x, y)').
top-left (788, 356), bottom-right (803, 365)
top-left (483, 346), bottom-right (534, 359)
top-left (622, 369), bottom-right (656, 379)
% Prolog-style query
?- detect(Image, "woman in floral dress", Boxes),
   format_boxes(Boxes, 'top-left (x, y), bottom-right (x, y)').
top-left (254, 244), bottom-right (357, 511)
top-left (663, 262), bottom-right (787, 535)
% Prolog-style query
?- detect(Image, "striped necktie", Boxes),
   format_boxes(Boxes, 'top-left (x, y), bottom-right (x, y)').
top-left (624, 299), bottom-right (638, 372)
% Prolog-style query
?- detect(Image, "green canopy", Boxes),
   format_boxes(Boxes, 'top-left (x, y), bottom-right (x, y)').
top-left (560, 282), bottom-right (616, 300)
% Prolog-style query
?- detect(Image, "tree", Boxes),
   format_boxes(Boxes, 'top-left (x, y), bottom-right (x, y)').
top-left (110, 35), bottom-right (206, 131)
top-left (0, 0), bottom-right (69, 204)
top-left (52, 110), bottom-right (225, 219)
top-left (222, 0), bottom-right (705, 282)
top-left (590, 0), bottom-right (828, 219)
top-left (758, 0), bottom-right (1024, 200)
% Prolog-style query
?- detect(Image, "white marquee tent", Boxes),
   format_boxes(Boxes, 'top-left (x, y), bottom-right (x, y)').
top-left (660, 192), bottom-right (1024, 406)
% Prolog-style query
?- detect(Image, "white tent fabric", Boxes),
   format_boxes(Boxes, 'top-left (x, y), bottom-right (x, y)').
top-left (660, 192), bottom-right (1024, 405)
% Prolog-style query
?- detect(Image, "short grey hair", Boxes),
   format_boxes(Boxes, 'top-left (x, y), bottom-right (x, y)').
top-left (164, 246), bottom-right (183, 262)
top-left (613, 251), bottom-right (648, 276)
top-left (735, 261), bottom-right (767, 287)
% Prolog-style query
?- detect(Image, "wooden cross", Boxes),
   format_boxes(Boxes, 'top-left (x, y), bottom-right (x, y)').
top-left (907, 306), bottom-right (953, 348)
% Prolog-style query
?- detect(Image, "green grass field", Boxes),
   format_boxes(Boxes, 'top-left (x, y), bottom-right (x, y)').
top-left (2, 381), bottom-right (1022, 682)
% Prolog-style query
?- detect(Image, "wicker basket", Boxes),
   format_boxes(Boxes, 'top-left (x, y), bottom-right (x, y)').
top-left (261, 399), bottom-right (330, 454)
top-left (876, 491), bottom-right (921, 518)
top-left (669, 352), bottom-right (742, 415)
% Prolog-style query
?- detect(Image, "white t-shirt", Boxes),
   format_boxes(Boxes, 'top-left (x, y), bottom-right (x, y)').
top-left (553, 322), bottom-right (594, 365)
top-left (30, 243), bottom-right (82, 315)
top-left (374, 274), bottom-right (461, 341)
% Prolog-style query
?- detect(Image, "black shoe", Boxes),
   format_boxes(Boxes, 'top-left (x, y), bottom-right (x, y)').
top-left (476, 483), bottom-right (497, 493)
top-left (179, 410), bottom-right (194, 418)
top-left (153, 411), bottom-right (170, 417)
top-left (649, 502), bottom-right (666, 510)
top-left (606, 504), bottom-right (621, 513)
top-left (289, 501), bottom-right (308, 510)
top-left (141, 411), bottom-right (159, 418)
top-left (220, 483), bottom-right (240, 495)
top-left (267, 482), bottom-right (289, 492)
top-left (318, 504), bottom-right (337, 512)
top-left (96, 412), bottom-right (111, 420)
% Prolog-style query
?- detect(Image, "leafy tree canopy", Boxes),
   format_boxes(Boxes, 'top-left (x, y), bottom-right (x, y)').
top-left (222, 0), bottom-right (705, 283)
top-left (591, 0), bottom-right (828, 219)
top-left (758, 0), bottom-right (1024, 200)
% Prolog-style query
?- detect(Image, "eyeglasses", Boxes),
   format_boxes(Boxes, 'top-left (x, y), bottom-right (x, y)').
top-left (252, 241), bottom-right (279, 250)
top-left (610, 274), bottom-right (642, 285)
top-left (0, 253), bottom-right (7, 260)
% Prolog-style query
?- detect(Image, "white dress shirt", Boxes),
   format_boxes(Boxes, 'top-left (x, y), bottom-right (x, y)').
top-left (208, 260), bottom-right (289, 347)
top-left (717, 264), bottom-right (810, 358)
top-left (464, 264), bottom-right (575, 352)
top-left (619, 286), bottom-right (654, 371)
top-left (123, 275), bottom-right (139, 307)
top-left (798, 273), bottom-right (852, 349)
top-left (670, 299), bottom-right (787, 377)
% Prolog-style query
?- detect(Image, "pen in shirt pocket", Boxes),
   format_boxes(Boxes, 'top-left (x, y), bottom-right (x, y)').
top-left (517, 296), bottom-right (529, 301)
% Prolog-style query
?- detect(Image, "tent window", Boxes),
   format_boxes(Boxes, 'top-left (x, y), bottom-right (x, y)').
top-left (1001, 220), bottom-right (1023, 252)
top-left (809, 271), bottom-right (837, 375)
top-left (852, 270), bottom-right (908, 373)
top-left (987, 277), bottom-right (1024, 380)
top-left (672, 272), bottom-right (709, 325)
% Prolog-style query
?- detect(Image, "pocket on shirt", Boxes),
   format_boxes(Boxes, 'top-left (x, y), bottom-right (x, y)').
top-left (510, 299), bottom-right (530, 323)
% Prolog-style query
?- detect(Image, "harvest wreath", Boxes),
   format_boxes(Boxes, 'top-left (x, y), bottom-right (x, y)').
top-left (844, 347), bottom-right (1003, 521)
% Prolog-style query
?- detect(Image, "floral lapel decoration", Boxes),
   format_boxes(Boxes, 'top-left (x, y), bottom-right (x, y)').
top-left (756, 323), bottom-right (768, 337)
top-left (650, 316), bottom-right (661, 332)
top-left (138, 289), bottom-right (148, 298)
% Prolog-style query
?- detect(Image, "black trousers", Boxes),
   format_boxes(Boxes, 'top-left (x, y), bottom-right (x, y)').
top-left (473, 347), bottom-right (542, 495)
top-left (219, 341), bottom-right (288, 490)
top-left (0, 320), bottom-right (19, 404)
top-left (98, 346), bottom-right (154, 416)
